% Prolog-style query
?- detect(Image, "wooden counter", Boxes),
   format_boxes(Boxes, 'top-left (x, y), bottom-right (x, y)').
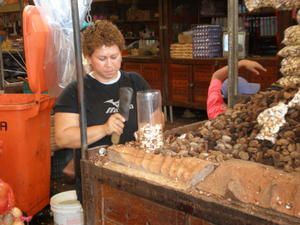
top-left (81, 159), bottom-right (300, 225)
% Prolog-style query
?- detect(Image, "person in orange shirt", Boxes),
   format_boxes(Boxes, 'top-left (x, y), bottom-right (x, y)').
top-left (207, 59), bottom-right (267, 119)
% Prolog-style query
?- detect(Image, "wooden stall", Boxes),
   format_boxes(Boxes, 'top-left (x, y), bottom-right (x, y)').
top-left (81, 122), bottom-right (300, 225)
top-left (81, 155), bottom-right (300, 225)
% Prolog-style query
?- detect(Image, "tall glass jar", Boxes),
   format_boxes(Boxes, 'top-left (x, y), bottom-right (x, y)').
top-left (136, 90), bottom-right (164, 152)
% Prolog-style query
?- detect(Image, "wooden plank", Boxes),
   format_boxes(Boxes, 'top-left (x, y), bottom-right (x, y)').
top-left (189, 216), bottom-right (215, 225)
top-left (0, 3), bottom-right (20, 13)
top-left (102, 184), bottom-right (186, 225)
top-left (82, 161), bottom-right (103, 225)
top-left (82, 161), bottom-right (300, 225)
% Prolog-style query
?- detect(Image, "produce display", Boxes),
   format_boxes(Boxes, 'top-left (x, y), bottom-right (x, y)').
top-left (134, 87), bottom-right (300, 173)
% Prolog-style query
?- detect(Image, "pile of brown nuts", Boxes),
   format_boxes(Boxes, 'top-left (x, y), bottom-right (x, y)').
top-left (161, 87), bottom-right (300, 172)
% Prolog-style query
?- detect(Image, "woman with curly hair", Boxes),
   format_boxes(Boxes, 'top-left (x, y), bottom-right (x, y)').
top-left (54, 20), bottom-right (150, 149)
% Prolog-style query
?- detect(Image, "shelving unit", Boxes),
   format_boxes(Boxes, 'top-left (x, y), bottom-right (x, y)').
top-left (89, 0), bottom-right (294, 112)
top-left (91, 0), bottom-right (160, 45)
top-left (0, 0), bottom-right (25, 93)
top-left (0, 3), bottom-right (21, 13)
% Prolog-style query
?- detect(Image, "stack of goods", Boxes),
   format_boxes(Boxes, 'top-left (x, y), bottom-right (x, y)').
top-left (245, 0), bottom-right (300, 11)
top-left (276, 22), bottom-right (300, 88)
top-left (170, 43), bottom-right (193, 59)
top-left (126, 7), bottom-right (150, 21)
top-left (192, 25), bottom-right (222, 58)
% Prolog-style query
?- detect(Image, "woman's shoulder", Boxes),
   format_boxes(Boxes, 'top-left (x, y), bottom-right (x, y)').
top-left (121, 70), bottom-right (141, 79)
top-left (59, 75), bottom-right (92, 93)
top-left (121, 70), bottom-right (150, 89)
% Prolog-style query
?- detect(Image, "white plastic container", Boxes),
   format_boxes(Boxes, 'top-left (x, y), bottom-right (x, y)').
top-left (50, 190), bottom-right (83, 225)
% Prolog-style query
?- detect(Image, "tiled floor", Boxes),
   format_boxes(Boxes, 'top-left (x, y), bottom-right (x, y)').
top-left (29, 107), bottom-right (207, 225)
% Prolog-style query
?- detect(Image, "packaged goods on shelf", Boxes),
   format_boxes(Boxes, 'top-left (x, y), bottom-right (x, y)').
top-left (178, 32), bottom-right (192, 44)
top-left (170, 43), bottom-right (193, 59)
top-left (192, 25), bottom-right (222, 58)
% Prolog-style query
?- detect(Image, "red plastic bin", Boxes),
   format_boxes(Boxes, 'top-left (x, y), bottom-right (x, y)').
top-left (0, 94), bottom-right (54, 215)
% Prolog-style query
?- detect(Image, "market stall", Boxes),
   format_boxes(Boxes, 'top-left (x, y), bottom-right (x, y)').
top-left (80, 85), bottom-right (300, 224)
top-left (75, 1), bottom-right (300, 224)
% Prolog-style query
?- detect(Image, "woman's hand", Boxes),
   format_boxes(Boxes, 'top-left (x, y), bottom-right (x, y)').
top-left (55, 112), bottom-right (126, 148)
top-left (104, 113), bottom-right (125, 136)
top-left (239, 59), bottom-right (267, 75)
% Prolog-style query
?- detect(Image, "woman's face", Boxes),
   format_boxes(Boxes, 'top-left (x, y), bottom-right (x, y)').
top-left (87, 45), bottom-right (122, 82)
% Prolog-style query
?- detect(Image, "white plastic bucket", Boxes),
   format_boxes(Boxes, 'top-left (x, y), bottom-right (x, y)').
top-left (50, 190), bottom-right (83, 225)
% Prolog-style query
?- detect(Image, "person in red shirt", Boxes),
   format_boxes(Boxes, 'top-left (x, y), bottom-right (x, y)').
top-left (207, 59), bottom-right (267, 119)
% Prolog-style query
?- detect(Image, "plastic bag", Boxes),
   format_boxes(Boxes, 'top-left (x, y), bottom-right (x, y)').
top-left (273, 0), bottom-right (295, 9)
top-left (245, 0), bottom-right (300, 11)
top-left (256, 102), bottom-right (288, 143)
top-left (277, 45), bottom-right (300, 57)
top-left (277, 76), bottom-right (300, 88)
top-left (288, 88), bottom-right (300, 108)
top-left (33, 0), bottom-right (93, 96)
top-left (244, 0), bottom-right (273, 12)
top-left (280, 57), bottom-right (300, 77)
top-left (0, 179), bottom-right (15, 215)
top-left (282, 25), bottom-right (300, 46)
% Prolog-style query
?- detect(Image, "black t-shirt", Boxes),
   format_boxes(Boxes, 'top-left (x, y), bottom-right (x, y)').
top-left (54, 70), bottom-right (150, 147)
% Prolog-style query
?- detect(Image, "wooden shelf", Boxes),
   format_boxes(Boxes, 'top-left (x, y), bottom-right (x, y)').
top-left (199, 14), bottom-right (226, 18)
top-left (115, 19), bottom-right (159, 23)
top-left (93, 0), bottom-right (113, 2)
top-left (240, 11), bottom-right (276, 17)
top-left (0, 3), bottom-right (20, 13)
top-left (124, 37), bottom-right (139, 40)
top-left (198, 12), bottom-right (276, 18)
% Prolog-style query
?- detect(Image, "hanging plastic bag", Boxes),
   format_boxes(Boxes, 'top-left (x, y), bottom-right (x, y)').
top-left (245, 0), bottom-right (300, 12)
top-left (33, 0), bottom-right (93, 96)
top-left (282, 25), bottom-right (300, 46)
top-left (0, 179), bottom-right (15, 215)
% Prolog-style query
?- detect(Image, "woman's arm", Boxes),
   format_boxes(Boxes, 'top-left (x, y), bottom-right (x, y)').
top-left (212, 59), bottom-right (267, 81)
top-left (54, 112), bottom-right (125, 149)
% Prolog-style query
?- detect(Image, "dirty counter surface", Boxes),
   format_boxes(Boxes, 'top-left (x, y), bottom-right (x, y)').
top-left (83, 144), bottom-right (300, 225)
